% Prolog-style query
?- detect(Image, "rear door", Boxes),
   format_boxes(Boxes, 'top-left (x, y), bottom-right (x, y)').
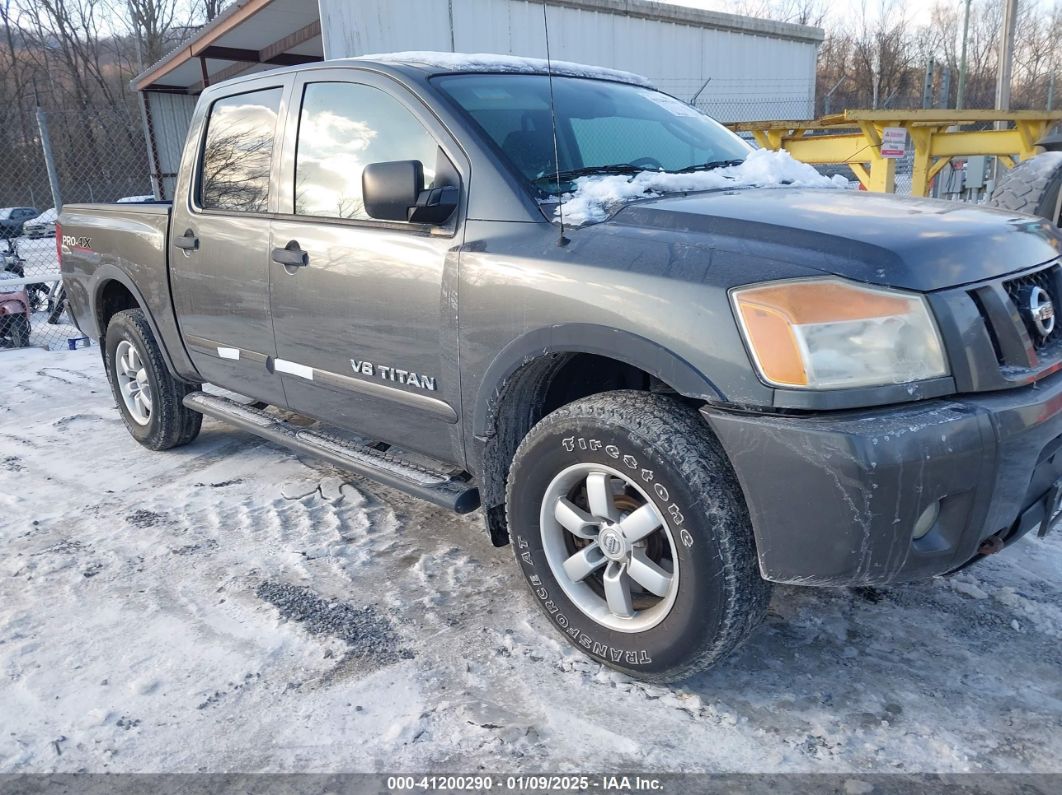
top-left (269, 68), bottom-right (468, 462)
top-left (169, 76), bottom-right (291, 405)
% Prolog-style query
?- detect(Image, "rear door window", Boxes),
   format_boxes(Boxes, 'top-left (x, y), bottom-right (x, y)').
top-left (199, 87), bottom-right (283, 213)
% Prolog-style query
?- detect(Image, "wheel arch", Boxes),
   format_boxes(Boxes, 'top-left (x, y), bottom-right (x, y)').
top-left (472, 324), bottom-right (723, 546)
top-left (471, 324), bottom-right (722, 439)
top-left (92, 268), bottom-right (181, 378)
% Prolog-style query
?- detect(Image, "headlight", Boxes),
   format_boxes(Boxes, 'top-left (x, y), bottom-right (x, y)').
top-left (731, 278), bottom-right (948, 390)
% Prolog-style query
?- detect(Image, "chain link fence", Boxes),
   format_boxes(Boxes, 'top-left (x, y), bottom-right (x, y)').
top-left (1, 106), bottom-right (154, 352)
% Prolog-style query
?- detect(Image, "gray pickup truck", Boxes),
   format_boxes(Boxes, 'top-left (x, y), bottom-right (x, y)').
top-left (60, 53), bottom-right (1062, 681)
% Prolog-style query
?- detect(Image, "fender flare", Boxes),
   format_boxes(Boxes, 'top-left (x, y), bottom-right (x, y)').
top-left (471, 323), bottom-right (723, 438)
top-left (91, 265), bottom-right (184, 378)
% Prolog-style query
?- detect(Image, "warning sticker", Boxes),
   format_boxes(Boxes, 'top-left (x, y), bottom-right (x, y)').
top-left (880, 127), bottom-right (907, 158)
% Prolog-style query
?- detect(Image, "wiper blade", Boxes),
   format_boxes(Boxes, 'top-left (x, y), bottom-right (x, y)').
top-left (532, 164), bottom-right (645, 185)
top-left (672, 159), bottom-right (745, 174)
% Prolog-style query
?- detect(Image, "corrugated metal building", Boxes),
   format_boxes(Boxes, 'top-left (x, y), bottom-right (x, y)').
top-left (134, 0), bottom-right (823, 198)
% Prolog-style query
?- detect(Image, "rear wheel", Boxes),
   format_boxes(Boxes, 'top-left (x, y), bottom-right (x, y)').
top-left (987, 151), bottom-right (1062, 226)
top-left (9, 315), bottom-right (29, 347)
top-left (104, 309), bottom-right (202, 450)
top-left (46, 286), bottom-right (67, 325)
top-left (506, 390), bottom-right (770, 682)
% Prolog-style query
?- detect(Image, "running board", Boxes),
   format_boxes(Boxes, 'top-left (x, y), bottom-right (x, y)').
top-left (183, 392), bottom-right (480, 514)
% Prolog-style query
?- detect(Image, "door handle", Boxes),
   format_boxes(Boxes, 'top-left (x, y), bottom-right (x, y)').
top-left (174, 229), bottom-right (198, 251)
top-left (272, 240), bottom-right (309, 268)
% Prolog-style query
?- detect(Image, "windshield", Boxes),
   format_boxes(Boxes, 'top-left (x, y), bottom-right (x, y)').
top-left (434, 74), bottom-right (751, 196)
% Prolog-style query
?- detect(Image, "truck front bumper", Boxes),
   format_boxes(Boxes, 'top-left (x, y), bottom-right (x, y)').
top-left (702, 371), bottom-right (1062, 586)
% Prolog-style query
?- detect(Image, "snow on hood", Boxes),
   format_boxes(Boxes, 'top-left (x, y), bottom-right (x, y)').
top-left (554, 149), bottom-right (850, 227)
top-left (29, 207), bottom-right (57, 224)
top-left (355, 51), bottom-right (653, 88)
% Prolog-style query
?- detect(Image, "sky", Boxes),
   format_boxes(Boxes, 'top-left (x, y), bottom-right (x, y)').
top-left (655, 0), bottom-right (939, 30)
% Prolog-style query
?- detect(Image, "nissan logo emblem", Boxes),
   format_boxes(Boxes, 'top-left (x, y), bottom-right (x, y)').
top-left (1029, 285), bottom-right (1056, 338)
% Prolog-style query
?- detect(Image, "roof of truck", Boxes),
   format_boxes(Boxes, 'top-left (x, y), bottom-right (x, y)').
top-left (197, 50), bottom-right (659, 98)
top-left (348, 52), bottom-right (654, 88)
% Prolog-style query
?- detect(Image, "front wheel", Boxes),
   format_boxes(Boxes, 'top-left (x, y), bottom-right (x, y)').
top-left (104, 309), bottom-right (202, 450)
top-left (506, 391), bottom-right (770, 682)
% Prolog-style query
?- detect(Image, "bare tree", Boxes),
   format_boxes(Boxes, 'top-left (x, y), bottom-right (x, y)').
top-left (200, 0), bottom-right (225, 22)
top-left (809, 0), bottom-right (1061, 115)
top-left (120, 0), bottom-right (182, 67)
top-left (726, 0), bottom-right (829, 27)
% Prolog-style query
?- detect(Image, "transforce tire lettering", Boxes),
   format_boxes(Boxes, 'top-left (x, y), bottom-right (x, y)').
top-left (518, 535), bottom-right (652, 665)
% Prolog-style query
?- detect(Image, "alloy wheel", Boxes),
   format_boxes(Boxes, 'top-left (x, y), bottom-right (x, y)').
top-left (539, 463), bottom-right (679, 632)
top-left (115, 339), bottom-right (152, 425)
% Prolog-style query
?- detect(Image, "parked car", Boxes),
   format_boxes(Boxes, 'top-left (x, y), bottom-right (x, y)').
top-left (58, 53), bottom-right (1062, 682)
top-left (23, 207), bottom-right (57, 239)
top-left (0, 207), bottom-right (39, 238)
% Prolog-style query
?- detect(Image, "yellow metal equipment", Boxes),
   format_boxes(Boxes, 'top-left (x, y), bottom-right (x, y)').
top-left (726, 110), bottom-right (1062, 196)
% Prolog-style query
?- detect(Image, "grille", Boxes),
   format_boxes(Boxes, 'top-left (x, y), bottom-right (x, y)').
top-left (1003, 266), bottom-right (1062, 352)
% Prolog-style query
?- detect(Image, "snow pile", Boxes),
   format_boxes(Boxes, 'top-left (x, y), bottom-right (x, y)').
top-left (355, 51), bottom-right (653, 88)
top-left (29, 207), bottom-right (57, 224)
top-left (555, 148), bottom-right (850, 226)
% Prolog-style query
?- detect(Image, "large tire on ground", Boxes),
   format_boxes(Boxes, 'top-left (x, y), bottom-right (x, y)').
top-left (987, 151), bottom-right (1062, 226)
top-left (506, 390), bottom-right (771, 682)
top-left (104, 308), bottom-right (202, 451)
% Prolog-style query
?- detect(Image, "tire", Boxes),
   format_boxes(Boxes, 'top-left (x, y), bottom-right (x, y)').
top-left (506, 390), bottom-right (770, 682)
top-left (46, 287), bottom-right (66, 325)
top-left (10, 315), bottom-right (29, 347)
top-left (104, 308), bottom-right (202, 451)
top-left (987, 151), bottom-right (1062, 226)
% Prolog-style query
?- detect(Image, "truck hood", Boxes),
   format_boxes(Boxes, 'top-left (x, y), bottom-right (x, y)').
top-left (611, 187), bottom-right (1062, 292)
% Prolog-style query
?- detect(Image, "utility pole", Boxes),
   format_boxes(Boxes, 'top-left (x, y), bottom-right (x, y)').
top-left (956, 0), bottom-right (972, 109)
top-left (36, 106), bottom-right (62, 213)
top-left (994, 0), bottom-right (1020, 182)
top-left (995, 0), bottom-right (1019, 117)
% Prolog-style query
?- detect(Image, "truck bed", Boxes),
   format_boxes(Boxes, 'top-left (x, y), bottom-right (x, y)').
top-left (60, 201), bottom-right (195, 378)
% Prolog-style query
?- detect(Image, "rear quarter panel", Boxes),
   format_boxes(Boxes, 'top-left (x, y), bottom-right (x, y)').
top-left (60, 203), bottom-right (199, 380)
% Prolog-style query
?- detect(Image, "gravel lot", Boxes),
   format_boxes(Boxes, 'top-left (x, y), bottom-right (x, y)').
top-left (1, 346), bottom-right (1060, 775)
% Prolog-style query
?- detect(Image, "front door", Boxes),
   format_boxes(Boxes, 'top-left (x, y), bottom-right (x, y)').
top-left (169, 78), bottom-right (291, 406)
top-left (268, 70), bottom-right (466, 462)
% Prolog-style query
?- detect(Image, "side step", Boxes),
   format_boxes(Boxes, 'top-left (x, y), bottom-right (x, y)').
top-left (183, 392), bottom-right (480, 514)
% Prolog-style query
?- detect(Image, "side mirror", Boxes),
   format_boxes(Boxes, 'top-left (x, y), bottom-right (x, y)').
top-left (362, 160), bottom-right (457, 225)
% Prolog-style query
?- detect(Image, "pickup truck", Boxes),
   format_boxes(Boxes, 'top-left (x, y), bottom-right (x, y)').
top-left (60, 53), bottom-right (1062, 681)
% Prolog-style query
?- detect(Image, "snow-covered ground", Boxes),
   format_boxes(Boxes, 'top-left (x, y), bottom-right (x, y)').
top-left (1, 346), bottom-right (1060, 774)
